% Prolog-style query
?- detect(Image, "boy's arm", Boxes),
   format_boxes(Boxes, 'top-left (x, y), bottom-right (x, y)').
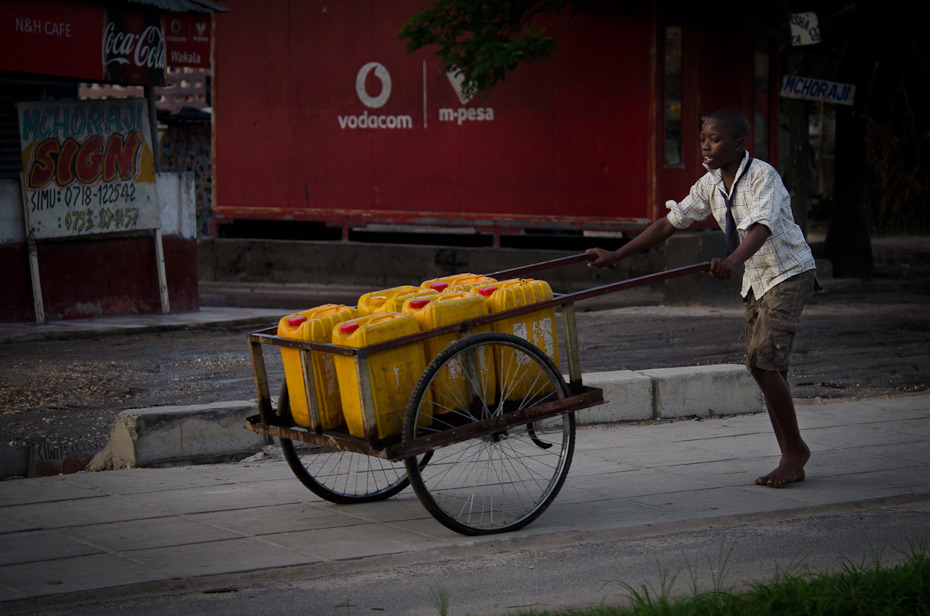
top-left (586, 216), bottom-right (678, 270)
top-left (708, 222), bottom-right (770, 280)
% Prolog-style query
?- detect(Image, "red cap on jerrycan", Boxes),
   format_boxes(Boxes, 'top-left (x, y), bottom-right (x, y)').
top-left (478, 286), bottom-right (498, 296)
top-left (340, 322), bottom-right (360, 334)
top-left (429, 282), bottom-right (449, 292)
top-left (287, 315), bottom-right (307, 327)
top-left (409, 298), bottom-right (432, 309)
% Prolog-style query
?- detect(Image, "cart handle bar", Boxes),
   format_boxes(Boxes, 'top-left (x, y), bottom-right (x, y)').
top-left (488, 251), bottom-right (712, 283)
top-left (486, 252), bottom-right (599, 280)
top-left (488, 253), bottom-right (711, 305)
top-left (555, 260), bottom-right (711, 305)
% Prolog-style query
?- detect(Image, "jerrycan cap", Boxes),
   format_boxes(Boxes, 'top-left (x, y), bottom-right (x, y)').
top-left (409, 298), bottom-right (431, 309)
top-left (429, 282), bottom-right (449, 292)
top-left (340, 322), bottom-right (360, 334)
top-left (477, 286), bottom-right (498, 296)
top-left (287, 315), bottom-right (307, 327)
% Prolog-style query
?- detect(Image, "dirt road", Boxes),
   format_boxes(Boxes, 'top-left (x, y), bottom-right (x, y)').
top-left (2, 268), bottom-right (927, 460)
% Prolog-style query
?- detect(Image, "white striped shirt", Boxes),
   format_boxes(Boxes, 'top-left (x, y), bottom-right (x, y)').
top-left (666, 152), bottom-right (815, 298)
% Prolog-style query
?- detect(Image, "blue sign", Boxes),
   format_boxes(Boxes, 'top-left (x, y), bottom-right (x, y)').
top-left (780, 75), bottom-right (855, 106)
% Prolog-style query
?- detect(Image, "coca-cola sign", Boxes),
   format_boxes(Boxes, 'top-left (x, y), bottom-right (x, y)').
top-left (102, 7), bottom-right (166, 85)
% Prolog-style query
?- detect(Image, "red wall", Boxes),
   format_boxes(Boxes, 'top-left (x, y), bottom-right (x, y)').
top-left (212, 1), bottom-right (654, 232)
top-left (0, 236), bottom-right (198, 322)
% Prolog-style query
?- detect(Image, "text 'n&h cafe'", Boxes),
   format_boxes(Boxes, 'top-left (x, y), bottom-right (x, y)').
top-left (0, 0), bottom-right (226, 323)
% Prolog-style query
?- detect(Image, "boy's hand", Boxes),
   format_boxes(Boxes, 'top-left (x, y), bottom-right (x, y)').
top-left (585, 248), bottom-right (617, 270)
top-left (708, 257), bottom-right (736, 281)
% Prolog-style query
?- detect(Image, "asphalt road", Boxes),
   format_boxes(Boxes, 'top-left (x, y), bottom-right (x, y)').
top-left (1, 269), bottom-right (928, 458)
top-left (19, 495), bottom-right (930, 615)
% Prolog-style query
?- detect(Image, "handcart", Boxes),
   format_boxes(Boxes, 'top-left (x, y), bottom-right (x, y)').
top-left (245, 254), bottom-right (709, 535)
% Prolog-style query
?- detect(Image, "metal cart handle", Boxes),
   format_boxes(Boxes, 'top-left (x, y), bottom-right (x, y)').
top-left (486, 253), bottom-right (711, 306)
top-left (486, 252), bottom-right (597, 280)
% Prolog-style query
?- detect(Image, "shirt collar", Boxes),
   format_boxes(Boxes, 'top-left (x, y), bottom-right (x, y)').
top-left (703, 150), bottom-right (751, 178)
top-left (704, 151), bottom-right (751, 196)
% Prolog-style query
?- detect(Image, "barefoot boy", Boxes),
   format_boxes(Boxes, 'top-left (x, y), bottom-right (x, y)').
top-left (587, 109), bottom-right (817, 487)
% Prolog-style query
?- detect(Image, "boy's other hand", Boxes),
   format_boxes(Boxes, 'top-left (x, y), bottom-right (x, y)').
top-left (708, 257), bottom-right (736, 280)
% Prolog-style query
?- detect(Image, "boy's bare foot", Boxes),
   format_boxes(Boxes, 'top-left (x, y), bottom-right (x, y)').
top-left (755, 447), bottom-right (810, 488)
top-left (755, 466), bottom-right (805, 488)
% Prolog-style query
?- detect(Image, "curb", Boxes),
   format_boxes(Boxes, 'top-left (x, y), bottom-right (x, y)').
top-left (91, 365), bottom-right (761, 470)
top-left (88, 401), bottom-right (265, 471)
top-left (581, 364), bottom-right (762, 424)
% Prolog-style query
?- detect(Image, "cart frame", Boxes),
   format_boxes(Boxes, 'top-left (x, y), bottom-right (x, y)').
top-left (244, 255), bottom-right (710, 533)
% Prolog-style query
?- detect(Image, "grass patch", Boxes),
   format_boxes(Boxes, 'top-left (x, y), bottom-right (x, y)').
top-left (509, 544), bottom-right (930, 616)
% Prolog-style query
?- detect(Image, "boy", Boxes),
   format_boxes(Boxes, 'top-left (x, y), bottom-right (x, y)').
top-left (587, 109), bottom-right (817, 488)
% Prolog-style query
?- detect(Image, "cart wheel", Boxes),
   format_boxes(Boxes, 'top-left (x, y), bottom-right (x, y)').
top-left (277, 382), bottom-right (414, 504)
top-left (402, 332), bottom-right (575, 535)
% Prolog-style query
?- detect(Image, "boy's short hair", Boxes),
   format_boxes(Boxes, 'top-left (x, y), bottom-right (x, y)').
top-left (708, 109), bottom-right (751, 141)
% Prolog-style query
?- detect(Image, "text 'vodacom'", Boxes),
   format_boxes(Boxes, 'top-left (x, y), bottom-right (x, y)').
top-left (338, 62), bottom-right (413, 130)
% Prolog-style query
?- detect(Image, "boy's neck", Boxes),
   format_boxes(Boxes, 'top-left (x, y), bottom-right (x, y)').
top-left (720, 150), bottom-right (747, 190)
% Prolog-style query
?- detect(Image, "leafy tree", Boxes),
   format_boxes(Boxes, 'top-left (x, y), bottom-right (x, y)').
top-left (398, 0), bottom-right (578, 100)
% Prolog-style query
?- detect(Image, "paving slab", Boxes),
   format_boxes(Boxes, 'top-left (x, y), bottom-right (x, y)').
top-left (127, 537), bottom-right (316, 578)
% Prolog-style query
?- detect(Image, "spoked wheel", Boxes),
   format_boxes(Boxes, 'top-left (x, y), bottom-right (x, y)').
top-left (402, 332), bottom-right (575, 535)
top-left (277, 382), bottom-right (416, 504)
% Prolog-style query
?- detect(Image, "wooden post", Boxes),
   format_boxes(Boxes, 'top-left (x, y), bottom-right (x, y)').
top-left (144, 85), bottom-right (160, 172)
top-left (19, 173), bottom-right (44, 324)
top-left (153, 228), bottom-right (171, 314)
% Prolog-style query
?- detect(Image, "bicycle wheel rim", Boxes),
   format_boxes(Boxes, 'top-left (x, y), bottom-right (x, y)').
top-left (277, 382), bottom-right (411, 504)
top-left (403, 333), bottom-right (575, 534)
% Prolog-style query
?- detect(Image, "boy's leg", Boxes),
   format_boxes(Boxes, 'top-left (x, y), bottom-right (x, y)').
top-left (751, 367), bottom-right (810, 487)
top-left (744, 271), bottom-right (816, 487)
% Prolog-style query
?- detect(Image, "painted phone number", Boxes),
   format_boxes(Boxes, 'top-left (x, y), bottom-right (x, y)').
top-left (29, 182), bottom-right (137, 212)
top-left (62, 206), bottom-right (141, 233)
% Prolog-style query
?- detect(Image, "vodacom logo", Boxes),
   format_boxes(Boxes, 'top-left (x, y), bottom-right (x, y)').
top-left (356, 62), bottom-right (391, 109)
top-left (338, 61), bottom-right (412, 130)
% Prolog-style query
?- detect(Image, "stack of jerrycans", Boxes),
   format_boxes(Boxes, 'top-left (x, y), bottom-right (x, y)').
top-left (357, 284), bottom-right (436, 316)
top-left (276, 304), bottom-right (358, 430)
top-left (371, 287), bottom-right (439, 314)
top-left (403, 292), bottom-right (494, 413)
top-left (420, 272), bottom-right (497, 294)
top-left (332, 311), bottom-right (431, 440)
top-left (477, 278), bottom-right (560, 400)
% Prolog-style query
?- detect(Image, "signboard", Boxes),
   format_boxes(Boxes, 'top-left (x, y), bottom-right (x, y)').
top-left (790, 12), bottom-right (820, 46)
top-left (0, 1), bottom-right (211, 84)
top-left (102, 5), bottom-right (167, 85)
top-left (17, 99), bottom-right (161, 240)
top-left (164, 12), bottom-right (212, 69)
top-left (0, 0), bottom-right (102, 82)
top-left (780, 75), bottom-right (856, 106)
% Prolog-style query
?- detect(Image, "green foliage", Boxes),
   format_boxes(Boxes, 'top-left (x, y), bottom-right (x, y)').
top-left (398, 0), bottom-right (576, 98)
top-left (430, 586), bottom-right (450, 616)
top-left (507, 545), bottom-right (930, 616)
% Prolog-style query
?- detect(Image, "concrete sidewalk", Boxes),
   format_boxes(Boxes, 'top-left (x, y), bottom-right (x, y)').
top-left (2, 393), bottom-right (929, 610)
top-left (0, 305), bottom-right (292, 343)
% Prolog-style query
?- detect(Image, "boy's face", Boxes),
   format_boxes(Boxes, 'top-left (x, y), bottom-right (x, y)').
top-left (700, 118), bottom-right (745, 171)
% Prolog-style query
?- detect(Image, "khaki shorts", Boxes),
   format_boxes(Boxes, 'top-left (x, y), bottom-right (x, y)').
top-left (744, 270), bottom-right (817, 373)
